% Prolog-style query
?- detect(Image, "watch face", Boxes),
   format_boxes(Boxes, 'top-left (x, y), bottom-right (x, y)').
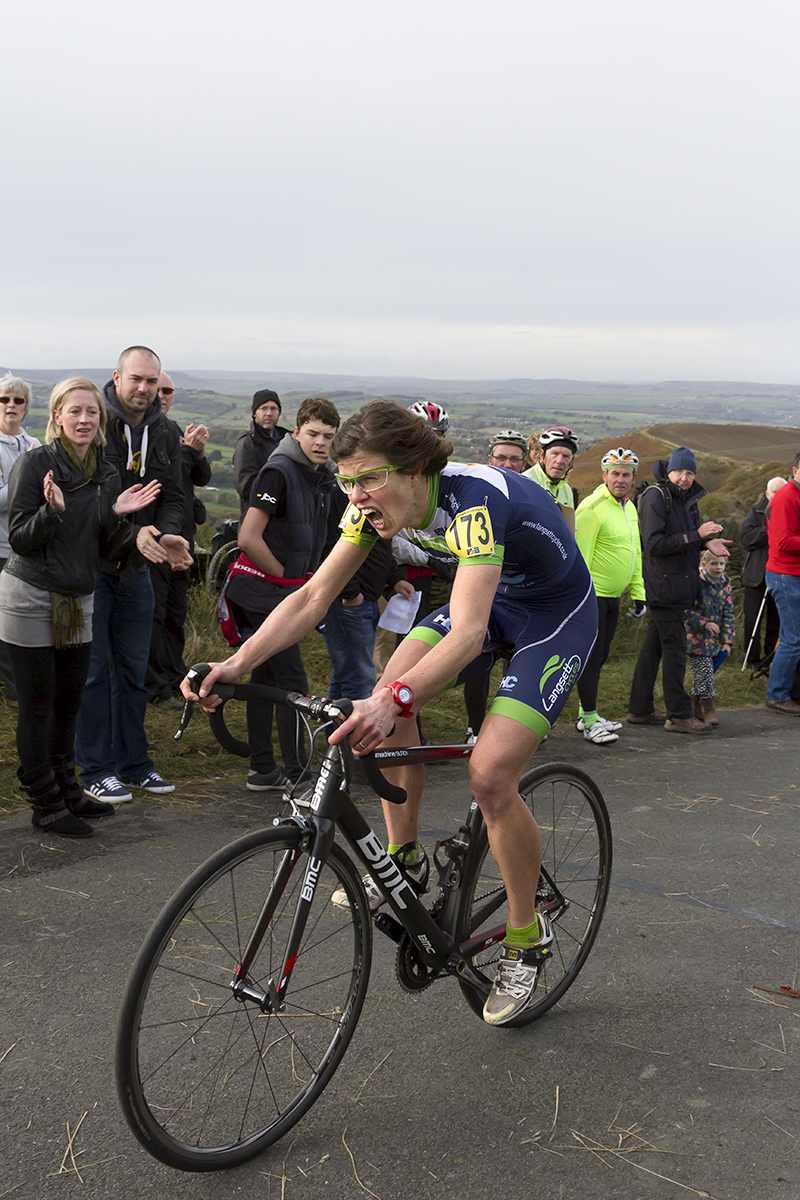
top-left (397, 685), bottom-right (413, 706)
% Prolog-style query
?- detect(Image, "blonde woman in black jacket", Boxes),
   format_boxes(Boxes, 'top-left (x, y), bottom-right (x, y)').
top-left (0, 378), bottom-right (177, 837)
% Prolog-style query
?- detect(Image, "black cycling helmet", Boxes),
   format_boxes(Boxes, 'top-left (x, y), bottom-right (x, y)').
top-left (538, 425), bottom-right (579, 454)
top-left (408, 401), bottom-right (450, 433)
top-left (488, 428), bottom-right (528, 453)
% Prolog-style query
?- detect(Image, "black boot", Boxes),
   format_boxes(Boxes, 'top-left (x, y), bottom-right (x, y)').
top-left (52, 755), bottom-right (115, 818)
top-left (21, 767), bottom-right (93, 838)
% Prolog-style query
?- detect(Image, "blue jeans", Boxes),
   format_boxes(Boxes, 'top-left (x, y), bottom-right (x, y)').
top-left (75, 570), bottom-right (155, 783)
top-left (765, 571), bottom-right (800, 701)
top-left (321, 598), bottom-right (379, 701)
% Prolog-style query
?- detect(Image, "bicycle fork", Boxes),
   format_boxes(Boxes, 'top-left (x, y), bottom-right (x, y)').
top-left (230, 819), bottom-right (337, 1015)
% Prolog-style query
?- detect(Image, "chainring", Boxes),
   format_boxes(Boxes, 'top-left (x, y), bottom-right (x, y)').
top-left (396, 934), bottom-right (442, 994)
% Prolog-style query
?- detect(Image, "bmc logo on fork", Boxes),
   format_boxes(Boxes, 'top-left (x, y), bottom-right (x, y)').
top-left (357, 831), bottom-right (418, 909)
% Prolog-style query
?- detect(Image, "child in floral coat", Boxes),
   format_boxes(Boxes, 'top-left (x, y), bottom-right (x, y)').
top-left (684, 550), bottom-right (735, 725)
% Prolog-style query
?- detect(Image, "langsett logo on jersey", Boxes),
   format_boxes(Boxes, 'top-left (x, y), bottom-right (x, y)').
top-left (521, 521), bottom-right (567, 560)
top-left (540, 654), bottom-right (581, 712)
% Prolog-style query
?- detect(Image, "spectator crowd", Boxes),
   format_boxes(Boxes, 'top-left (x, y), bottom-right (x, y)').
top-left (1, 355), bottom-right (798, 840)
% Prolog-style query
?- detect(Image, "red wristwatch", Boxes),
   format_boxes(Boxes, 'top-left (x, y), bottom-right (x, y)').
top-left (383, 680), bottom-right (414, 718)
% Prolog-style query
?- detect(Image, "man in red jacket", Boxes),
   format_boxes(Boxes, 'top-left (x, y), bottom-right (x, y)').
top-left (765, 452), bottom-right (800, 715)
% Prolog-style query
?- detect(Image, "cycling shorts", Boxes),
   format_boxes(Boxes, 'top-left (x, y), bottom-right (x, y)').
top-left (406, 573), bottom-right (598, 740)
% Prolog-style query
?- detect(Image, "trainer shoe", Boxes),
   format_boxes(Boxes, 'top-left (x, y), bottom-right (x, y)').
top-left (582, 721), bottom-right (619, 745)
top-left (246, 767), bottom-right (291, 791)
top-left (83, 776), bottom-right (133, 805)
top-left (483, 913), bottom-right (555, 1026)
top-left (331, 842), bottom-right (430, 912)
top-left (464, 727), bottom-right (478, 746)
top-left (121, 770), bottom-right (176, 794)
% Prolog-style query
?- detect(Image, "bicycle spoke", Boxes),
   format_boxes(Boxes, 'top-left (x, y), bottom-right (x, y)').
top-left (117, 830), bottom-right (372, 1169)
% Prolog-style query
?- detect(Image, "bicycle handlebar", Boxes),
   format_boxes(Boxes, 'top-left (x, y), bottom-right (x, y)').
top-left (177, 663), bottom-right (408, 805)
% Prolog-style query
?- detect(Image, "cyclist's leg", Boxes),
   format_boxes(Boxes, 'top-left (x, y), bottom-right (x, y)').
top-left (468, 715), bottom-right (542, 929)
top-left (471, 575), bottom-right (597, 930)
top-left (372, 635), bottom-right (430, 848)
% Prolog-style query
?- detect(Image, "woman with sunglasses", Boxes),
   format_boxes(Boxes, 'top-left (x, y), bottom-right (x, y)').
top-left (0, 378), bottom-right (178, 838)
top-left (184, 400), bottom-right (597, 1026)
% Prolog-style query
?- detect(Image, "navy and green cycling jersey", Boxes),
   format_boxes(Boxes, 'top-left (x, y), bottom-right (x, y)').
top-left (340, 463), bottom-right (598, 738)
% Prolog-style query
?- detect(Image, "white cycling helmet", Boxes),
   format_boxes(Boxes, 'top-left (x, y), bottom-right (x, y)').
top-left (489, 429), bottom-right (528, 452)
top-left (408, 401), bottom-right (450, 433)
top-left (601, 446), bottom-right (639, 472)
top-left (538, 425), bottom-right (579, 454)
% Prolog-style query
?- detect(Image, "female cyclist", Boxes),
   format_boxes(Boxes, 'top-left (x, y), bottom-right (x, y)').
top-left (184, 400), bottom-right (597, 1025)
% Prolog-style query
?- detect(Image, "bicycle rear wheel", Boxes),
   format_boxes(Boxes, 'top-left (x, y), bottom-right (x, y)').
top-left (116, 827), bottom-right (372, 1171)
top-left (205, 542), bottom-right (239, 596)
top-left (456, 762), bottom-right (612, 1025)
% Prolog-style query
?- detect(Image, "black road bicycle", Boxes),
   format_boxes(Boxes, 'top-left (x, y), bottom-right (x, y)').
top-left (115, 666), bottom-right (612, 1172)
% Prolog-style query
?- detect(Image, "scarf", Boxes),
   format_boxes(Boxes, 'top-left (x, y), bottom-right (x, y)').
top-left (50, 435), bottom-right (97, 646)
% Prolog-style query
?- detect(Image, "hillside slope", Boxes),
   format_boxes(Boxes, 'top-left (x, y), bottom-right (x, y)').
top-left (571, 423), bottom-right (798, 519)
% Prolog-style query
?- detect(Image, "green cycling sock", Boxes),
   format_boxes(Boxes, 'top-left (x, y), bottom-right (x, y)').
top-left (583, 710), bottom-right (599, 729)
top-left (505, 916), bottom-right (542, 948)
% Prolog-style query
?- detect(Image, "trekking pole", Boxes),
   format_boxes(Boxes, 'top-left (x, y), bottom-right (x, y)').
top-left (741, 587), bottom-right (769, 671)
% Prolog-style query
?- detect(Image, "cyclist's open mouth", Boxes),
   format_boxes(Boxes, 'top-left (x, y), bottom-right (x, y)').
top-left (361, 506), bottom-right (387, 532)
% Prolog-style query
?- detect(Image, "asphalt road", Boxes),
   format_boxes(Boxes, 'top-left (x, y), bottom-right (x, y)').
top-left (1, 706), bottom-right (798, 1200)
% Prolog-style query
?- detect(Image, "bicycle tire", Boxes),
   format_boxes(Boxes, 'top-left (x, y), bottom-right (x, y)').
top-left (116, 827), bottom-right (372, 1171)
top-left (205, 542), bottom-right (239, 597)
top-left (455, 762), bottom-right (612, 1026)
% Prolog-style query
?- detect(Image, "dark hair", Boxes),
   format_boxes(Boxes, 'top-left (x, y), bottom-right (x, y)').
top-left (295, 396), bottom-right (340, 430)
top-left (117, 345), bottom-right (160, 372)
top-left (332, 400), bottom-right (453, 475)
top-left (794, 451), bottom-right (800, 470)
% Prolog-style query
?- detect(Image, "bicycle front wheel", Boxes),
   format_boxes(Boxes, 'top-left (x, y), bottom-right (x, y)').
top-left (116, 827), bottom-right (372, 1171)
top-left (456, 762), bottom-right (612, 1025)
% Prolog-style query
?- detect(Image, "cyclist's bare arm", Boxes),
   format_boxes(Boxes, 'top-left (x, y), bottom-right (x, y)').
top-left (331, 561), bottom-right (501, 752)
top-left (181, 538), bottom-right (370, 708)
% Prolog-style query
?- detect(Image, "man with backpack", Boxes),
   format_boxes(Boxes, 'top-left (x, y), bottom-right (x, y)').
top-left (627, 446), bottom-right (730, 733)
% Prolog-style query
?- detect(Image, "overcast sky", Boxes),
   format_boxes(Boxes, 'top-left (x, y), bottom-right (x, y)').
top-left (2, 0), bottom-right (798, 382)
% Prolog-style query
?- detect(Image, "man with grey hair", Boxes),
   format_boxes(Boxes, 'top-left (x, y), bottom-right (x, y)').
top-left (0, 374), bottom-right (40, 700)
top-left (75, 347), bottom-right (191, 803)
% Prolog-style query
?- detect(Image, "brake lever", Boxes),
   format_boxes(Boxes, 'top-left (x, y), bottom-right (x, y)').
top-left (174, 663), bottom-right (235, 741)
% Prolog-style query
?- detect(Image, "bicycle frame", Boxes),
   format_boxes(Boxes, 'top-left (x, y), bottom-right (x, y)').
top-left (240, 733), bottom-right (494, 1014)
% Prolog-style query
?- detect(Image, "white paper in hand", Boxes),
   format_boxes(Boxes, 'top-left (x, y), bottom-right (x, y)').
top-left (378, 590), bottom-right (422, 634)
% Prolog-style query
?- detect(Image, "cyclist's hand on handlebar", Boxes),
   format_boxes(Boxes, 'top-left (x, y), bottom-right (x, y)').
top-left (180, 661), bottom-right (237, 712)
top-left (328, 690), bottom-right (398, 756)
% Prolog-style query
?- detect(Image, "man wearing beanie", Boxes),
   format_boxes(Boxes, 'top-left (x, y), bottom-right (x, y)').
top-left (233, 389), bottom-right (291, 520)
top-left (627, 446), bottom-right (731, 733)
